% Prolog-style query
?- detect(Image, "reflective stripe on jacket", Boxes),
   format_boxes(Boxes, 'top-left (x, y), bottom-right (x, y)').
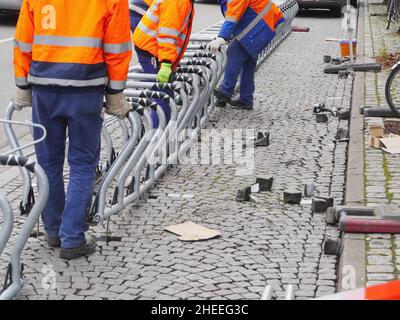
top-left (129, 0), bottom-right (153, 16)
top-left (219, 0), bottom-right (284, 58)
top-left (133, 0), bottom-right (194, 69)
top-left (14, 0), bottom-right (132, 92)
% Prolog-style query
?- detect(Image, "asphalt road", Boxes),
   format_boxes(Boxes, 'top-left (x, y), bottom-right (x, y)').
top-left (0, 0), bottom-right (223, 148)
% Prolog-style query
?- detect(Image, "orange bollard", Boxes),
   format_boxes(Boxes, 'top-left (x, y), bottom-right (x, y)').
top-left (339, 39), bottom-right (357, 59)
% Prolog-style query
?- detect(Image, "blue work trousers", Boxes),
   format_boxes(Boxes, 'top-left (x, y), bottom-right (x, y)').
top-left (130, 10), bottom-right (142, 33)
top-left (220, 40), bottom-right (257, 106)
top-left (32, 86), bottom-right (104, 249)
top-left (136, 49), bottom-right (172, 128)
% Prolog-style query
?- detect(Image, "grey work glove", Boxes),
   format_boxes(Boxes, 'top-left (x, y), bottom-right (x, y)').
top-left (12, 87), bottom-right (32, 111)
top-left (105, 92), bottom-right (132, 119)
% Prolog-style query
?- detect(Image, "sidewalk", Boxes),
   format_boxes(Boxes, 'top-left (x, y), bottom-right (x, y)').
top-left (1, 13), bottom-right (352, 300)
top-left (343, 0), bottom-right (400, 290)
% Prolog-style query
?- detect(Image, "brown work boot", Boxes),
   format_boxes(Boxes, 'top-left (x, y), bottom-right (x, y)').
top-left (59, 235), bottom-right (96, 260)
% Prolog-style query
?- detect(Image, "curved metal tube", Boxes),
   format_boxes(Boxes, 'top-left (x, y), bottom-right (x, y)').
top-left (118, 118), bottom-right (130, 143)
top-left (94, 112), bottom-right (141, 221)
top-left (2, 103), bottom-right (47, 214)
top-left (94, 102), bottom-right (164, 222)
top-left (0, 191), bottom-right (13, 256)
top-left (101, 123), bottom-right (114, 172)
top-left (0, 156), bottom-right (49, 300)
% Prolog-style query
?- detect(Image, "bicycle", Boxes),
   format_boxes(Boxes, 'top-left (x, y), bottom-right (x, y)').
top-left (385, 60), bottom-right (400, 117)
top-left (386, 0), bottom-right (400, 32)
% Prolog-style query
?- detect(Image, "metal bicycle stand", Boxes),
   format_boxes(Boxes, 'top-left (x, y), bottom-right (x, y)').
top-left (1, 0), bottom-right (299, 281)
top-left (0, 116), bottom-right (49, 300)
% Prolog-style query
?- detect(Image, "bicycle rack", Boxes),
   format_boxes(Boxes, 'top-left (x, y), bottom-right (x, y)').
top-left (261, 284), bottom-right (296, 300)
top-left (0, 115), bottom-right (49, 300)
top-left (0, 0), bottom-right (298, 300)
top-left (3, 0), bottom-right (299, 227)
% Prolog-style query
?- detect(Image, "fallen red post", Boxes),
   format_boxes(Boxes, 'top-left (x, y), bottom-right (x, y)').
top-left (340, 217), bottom-right (400, 233)
top-left (291, 26), bottom-right (310, 32)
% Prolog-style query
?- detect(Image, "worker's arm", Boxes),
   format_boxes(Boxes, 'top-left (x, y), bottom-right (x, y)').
top-left (157, 0), bottom-right (191, 64)
top-left (104, 0), bottom-right (132, 94)
top-left (14, 0), bottom-right (34, 89)
top-left (219, 0), bottom-right (250, 40)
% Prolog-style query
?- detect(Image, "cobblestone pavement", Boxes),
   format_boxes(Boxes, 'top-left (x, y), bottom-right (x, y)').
top-left (360, 1), bottom-right (400, 287)
top-left (0, 13), bottom-right (353, 300)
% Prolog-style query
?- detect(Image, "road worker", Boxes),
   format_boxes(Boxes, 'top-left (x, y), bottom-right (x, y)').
top-left (133, 0), bottom-right (195, 128)
top-left (13, 0), bottom-right (132, 259)
top-left (129, 0), bottom-right (153, 32)
top-left (208, 0), bottom-right (284, 110)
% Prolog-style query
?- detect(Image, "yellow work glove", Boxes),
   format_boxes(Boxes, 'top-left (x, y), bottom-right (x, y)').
top-left (156, 62), bottom-right (172, 83)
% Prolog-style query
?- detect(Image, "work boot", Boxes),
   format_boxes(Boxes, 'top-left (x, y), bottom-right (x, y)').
top-left (230, 99), bottom-right (254, 110)
top-left (47, 235), bottom-right (61, 248)
top-left (214, 87), bottom-right (233, 105)
top-left (215, 98), bottom-right (226, 108)
top-left (59, 235), bottom-right (97, 260)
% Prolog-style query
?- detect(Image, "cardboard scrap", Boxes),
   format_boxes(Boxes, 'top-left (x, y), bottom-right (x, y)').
top-left (368, 126), bottom-right (400, 154)
top-left (164, 221), bottom-right (221, 242)
top-left (381, 136), bottom-right (400, 154)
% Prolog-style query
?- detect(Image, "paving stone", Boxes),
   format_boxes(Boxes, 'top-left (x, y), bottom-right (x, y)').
top-left (367, 249), bottom-right (393, 256)
top-left (318, 273), bottom-right (337, 281)
top-left (64, 295), bottom-right (85, 300)
top-left (300, 278), bottom-right (317, 285)
top-left (367, 255), bottom-right (394, 265)
top-left (366, 265), bottom-right (395, 273)
top-left (366, 273), bottom-right (396, 281)
top-left (71, 282), bottom-right (90, 290)
top-left (368, 239), bottom-right (392, 249)
top-left (295, 290), bottom-right (315, 298)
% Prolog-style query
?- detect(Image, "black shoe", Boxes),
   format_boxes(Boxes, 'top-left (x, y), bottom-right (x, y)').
top-left (231, 99), bottom-right (254, 110)
top-left (215, 98), bottom-right (227, 108)
top-left (47, 236), bottom-right (61, 248)
top-left (59, 235), bottom-right (97, 260)
top-left (214, 88), bottom-right (233, 104)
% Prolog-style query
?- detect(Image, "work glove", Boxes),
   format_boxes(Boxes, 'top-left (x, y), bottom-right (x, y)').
top-left (156, 62), bottom-right (172, 83)
top-left (105, 92), bottom-right (132, 119)
top-left (207, 37), bottom-right (226, 54)
top-left (12, 87), bottom-right (32, 111)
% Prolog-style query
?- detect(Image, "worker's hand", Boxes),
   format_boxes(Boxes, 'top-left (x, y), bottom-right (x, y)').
top-left (12, 87), bottom-right (32, 111)
top-left (156, 62), bottom-right (172, 83)
top-left (105, 92), bottom-right (132, 119)
top-left (207, 37), bottom-right (226, 54)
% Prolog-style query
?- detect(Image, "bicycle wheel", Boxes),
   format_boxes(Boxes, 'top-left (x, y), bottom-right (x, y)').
top-left (387, 12), bottom-right (393, 29)
top-left (387, 0), bottom-right (395, 29)
top-left (387, 10), bottom-right (394, 29)
top-left (385, 62), bottom-right (400, 117)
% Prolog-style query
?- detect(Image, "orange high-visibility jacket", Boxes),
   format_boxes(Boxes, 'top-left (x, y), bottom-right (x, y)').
top-left (14, 0), bottom-right (132, 92)
top-left (133, 0), bottom-right (195, 69)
